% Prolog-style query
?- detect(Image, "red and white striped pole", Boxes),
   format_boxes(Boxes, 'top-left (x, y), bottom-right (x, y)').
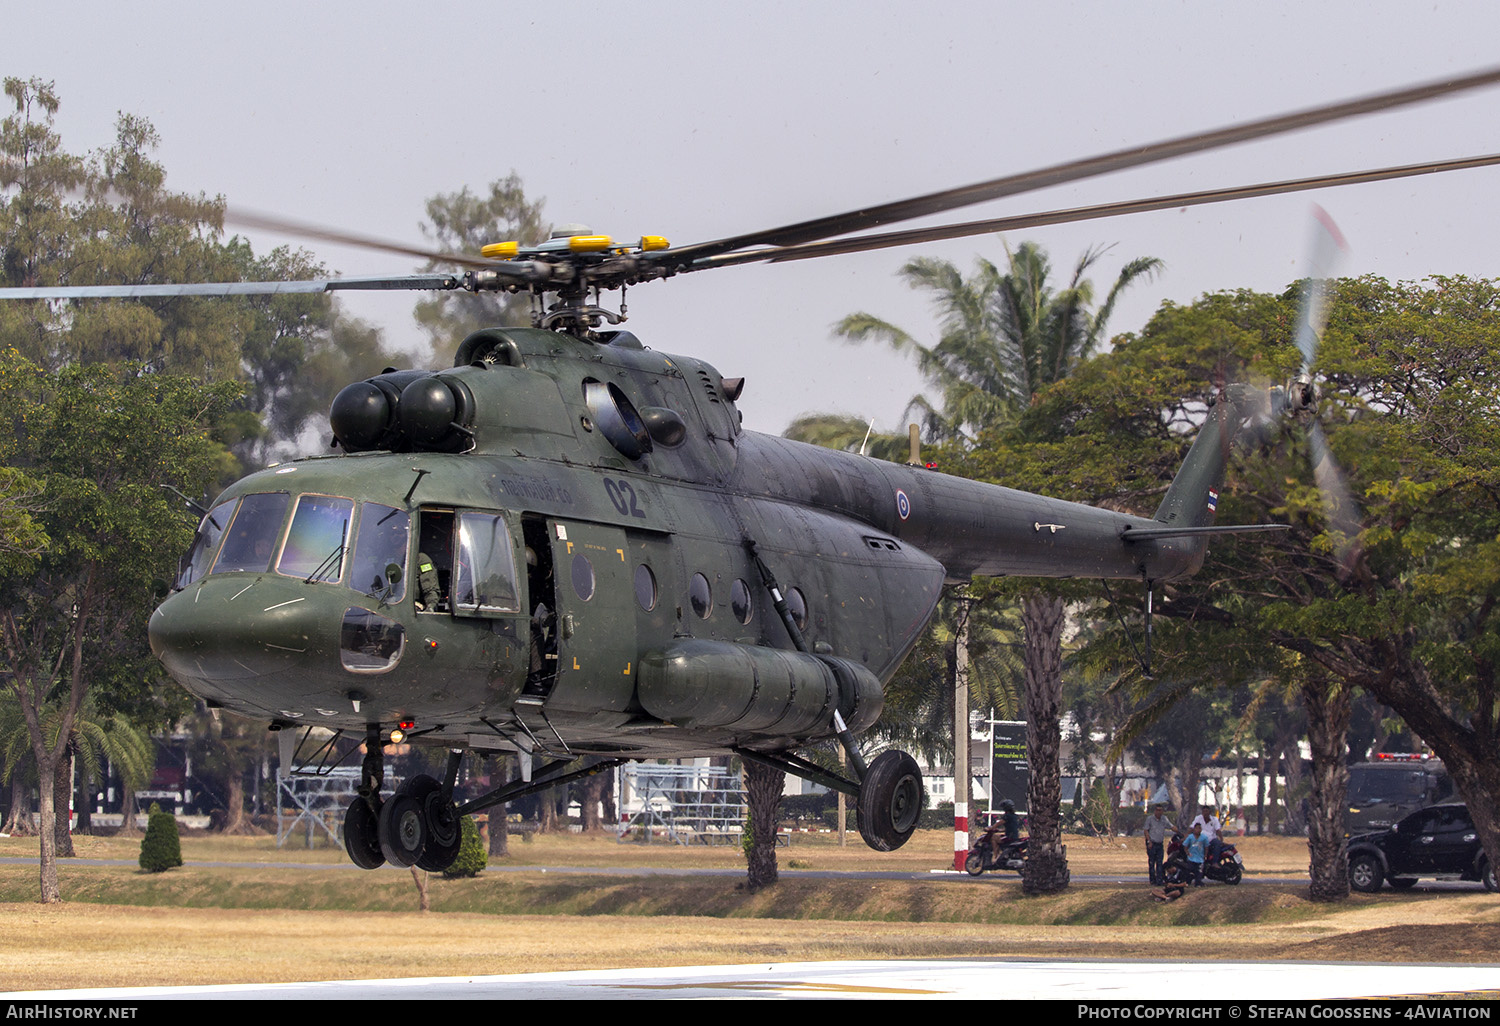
top-left (953, 594), bottom-right (971, 871)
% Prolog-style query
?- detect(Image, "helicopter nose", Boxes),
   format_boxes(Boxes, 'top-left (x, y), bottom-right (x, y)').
top-left (149, 575), bottom-right (343, 706)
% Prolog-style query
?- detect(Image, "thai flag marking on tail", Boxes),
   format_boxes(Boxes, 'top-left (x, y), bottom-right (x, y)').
top-left (1207, 488), bottom-right (1219, 514)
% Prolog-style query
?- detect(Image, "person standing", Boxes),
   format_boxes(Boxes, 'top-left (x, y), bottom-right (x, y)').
top-left (1183, 822), bottom-right (1209, 885)
top-left (1144, 804), bottom-right (1169, 885)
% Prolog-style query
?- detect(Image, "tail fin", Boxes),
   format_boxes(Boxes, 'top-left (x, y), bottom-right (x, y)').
top-left (1152, 390), bottom-right (1250, 529)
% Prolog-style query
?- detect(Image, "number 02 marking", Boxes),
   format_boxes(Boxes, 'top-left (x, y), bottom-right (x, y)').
top-left (604, 478), bottom-right (646, 518)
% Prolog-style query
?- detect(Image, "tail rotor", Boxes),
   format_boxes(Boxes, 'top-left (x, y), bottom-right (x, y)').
top-left (1289, 206), bottom-right (1361, 575)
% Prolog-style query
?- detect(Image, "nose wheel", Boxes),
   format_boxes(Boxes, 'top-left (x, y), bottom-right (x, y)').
top-left (374, 773), bottom-right (464, 872)
top-left (342, 796), bottom-right (385, 870)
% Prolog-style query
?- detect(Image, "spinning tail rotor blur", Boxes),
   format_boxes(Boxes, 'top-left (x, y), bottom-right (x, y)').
top-left (1294, 206), bottom-right (1363, 577)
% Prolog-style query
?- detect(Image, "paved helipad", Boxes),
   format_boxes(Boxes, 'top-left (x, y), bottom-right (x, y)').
top-left (10, 959), bottom-right (1500, 1000)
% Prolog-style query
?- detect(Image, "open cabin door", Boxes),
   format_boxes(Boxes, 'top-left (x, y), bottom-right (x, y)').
top-left (531, 517), bottom-right (637, 714)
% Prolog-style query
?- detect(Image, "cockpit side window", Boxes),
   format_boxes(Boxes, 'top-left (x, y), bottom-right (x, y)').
top-left (453, 511), bottom-right (520, 615)
top-left (350, 503), bottom-right (410, 603)
top-left (176, 498), bottom-right (237, 589)
top-left (278, 495), bottom-right (354, 583)
top-left (212, 493), bottom-right (291, 574)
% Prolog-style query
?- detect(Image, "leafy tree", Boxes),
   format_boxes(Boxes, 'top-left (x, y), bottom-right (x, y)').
top-left (982, 273), bottom-right (1500, 900)
top-left (0, 351), bottom-right (235, 901)
top-left (414, 174), bottom-right (548, 354)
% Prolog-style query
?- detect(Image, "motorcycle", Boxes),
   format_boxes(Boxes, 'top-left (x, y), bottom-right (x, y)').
top-left (964, 825), bottom-right (1027, 875)
top-left (1165, 831), bottom-right (1244, 885)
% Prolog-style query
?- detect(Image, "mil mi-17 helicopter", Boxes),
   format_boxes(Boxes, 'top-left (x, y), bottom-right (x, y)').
top-left (5, 67), bottom-right (1500, 871)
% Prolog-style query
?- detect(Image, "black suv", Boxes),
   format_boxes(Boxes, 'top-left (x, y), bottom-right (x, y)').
top-left (1346, 803), bottom-right (1497, 893)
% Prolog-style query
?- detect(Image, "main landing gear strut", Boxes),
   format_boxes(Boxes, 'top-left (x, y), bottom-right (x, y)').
top-left (742, 539), bottom-right (924, 853)
top-left (739, 543), bottom-right (922, 851)
top-left (340, 727), bottom-right (623, 872)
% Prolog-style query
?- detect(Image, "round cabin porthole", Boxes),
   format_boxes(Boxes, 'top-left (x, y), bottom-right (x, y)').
top-left (571, 553), bottom-right (596, 602)
top-left (634, 563), bottom-right (657, 611)
top-left (689, 572), bottom-right (713, 619)
top-left (731, 578), bottom-right (753, 625)
top-left (786, 587), bottom-right (808, 631)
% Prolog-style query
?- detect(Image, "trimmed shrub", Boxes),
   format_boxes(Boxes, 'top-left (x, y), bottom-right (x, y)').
top-left (442, 816), bottom-right (487, 878)
top-left (139, 802), bottom-right (183, 873)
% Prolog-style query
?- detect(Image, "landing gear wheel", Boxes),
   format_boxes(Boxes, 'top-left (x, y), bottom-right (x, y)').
top-left (416, 779), bottom-right (463, 873)
top-left (378, 787), bottom-right (429, 867)
top-left (964, 852), bottom-right (984, 876)
top-left (1222, 863), bottom-right (1243, 885)
top-left (1348, 853), bottom-right (1383, 893)
top-left (856, 750), bottom-right (923, 853)
top-left (343, 797), bottom-right (385, 870)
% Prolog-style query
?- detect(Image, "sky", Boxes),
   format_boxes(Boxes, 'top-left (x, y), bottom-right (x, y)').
top-left (5, 1), bottom-right (1500, 438)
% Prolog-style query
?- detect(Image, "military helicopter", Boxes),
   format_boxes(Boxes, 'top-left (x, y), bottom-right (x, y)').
top-left (5, 67), bottom-right (1500, 870)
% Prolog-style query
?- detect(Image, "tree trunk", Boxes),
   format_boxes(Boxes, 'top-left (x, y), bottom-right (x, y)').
top-left (1255, 752), bottom-right (1266, 835)
top-left (601, 765), bottom-right (617, 827)
top-left (1268, 749), bottom-right (1282, 834)
top-left (116, 786), bottom-right (141, 839)
top-left (1279, 722), bottom-right (1307, 836)
top-left (1020, 592), bottom-right (1070, 894)
top-left (538, 784), bottom-right (558, 833)
top-left (410, 866), bottom-right (429, 912)
top-left (222, 763), bottom-right (247, 834)
top-left (742, 760), bottom-right (784, 891)
top-left (577, 759), bottom-right (606, 833)
top-left (1175, 753), bottom-right (1204, 834)
top-left (75, 764), bottom-right (93, 836)
top-left (488, 756), bottom-right (510, 858)
top-left (52, 749), bottom-right (74, 859)
top-left (3, 774), bottom-right (30, 835)
top-left (1303, 677), bottom-right (1352, 902)
top-left (36, 755), bottom-right (59, 903)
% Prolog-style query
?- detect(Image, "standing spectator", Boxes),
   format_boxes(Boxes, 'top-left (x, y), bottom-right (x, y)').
top-left (1183, 822), bottom-right (1209, 884)
top-left (1144, 804), bottom-right (1169, 885)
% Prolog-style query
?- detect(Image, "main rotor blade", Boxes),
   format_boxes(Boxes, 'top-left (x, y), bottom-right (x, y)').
top-left (657, 65), bottom-right (1500, 267)
top-left (224, 208), bottom-right (496, 269)
top-left (0, 274), bottom-right (465, 300)
top-left (689, 154), bottom-right (1500, 270)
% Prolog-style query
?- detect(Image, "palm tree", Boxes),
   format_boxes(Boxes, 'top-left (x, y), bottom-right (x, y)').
top-left (836, 239), bottom-right (1162, 892)
top-left (2, 695), bottom-right (154, 846)
top-left (837, 242), bottom-right (1163, 440)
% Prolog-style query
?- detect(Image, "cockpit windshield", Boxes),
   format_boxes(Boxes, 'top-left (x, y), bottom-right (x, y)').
top-left (213, 493), bottom-right (291, 574)
top-left (278, 495), bottom-right (354, 583)
top-left (175, 498), bottom-right (237, 589)
top-left (182, 492), bottom-right (415, 603)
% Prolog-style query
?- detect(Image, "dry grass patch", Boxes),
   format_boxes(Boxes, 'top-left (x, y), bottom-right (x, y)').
top-left (2, 826), bottom-right (1494, 992)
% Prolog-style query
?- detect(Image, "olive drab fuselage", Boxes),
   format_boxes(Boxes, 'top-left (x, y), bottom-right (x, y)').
top-left (149, 326), bottom-right (1236, 760)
